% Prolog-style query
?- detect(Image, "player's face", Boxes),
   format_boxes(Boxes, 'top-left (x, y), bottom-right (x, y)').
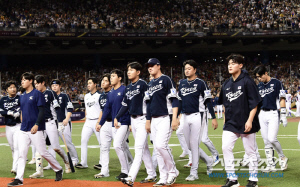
top-left (21, 77), bottom-right (32, 89)
top-left (34, 80), bottom-right (44, 92)
top-left (184, 64), bottom-right (196, 77)
top-left (110, 73), bottom-right (121, 86)
top-left (6, 84), bottom-right (17, 96)
top-left (101, 77), bottom-right (110, 89)
top-left (127, 66), bottom-right (140, 81)
top-left (87, 80), bottom-right (96, 91)
top-left (256, 73), bottom-right (268, 83)
top-left (228, 59), bottom-right (243, 75)
top-left (51, 84), bottom-right (60, 93)
top-left (148, 64), bottom-right (160, 76)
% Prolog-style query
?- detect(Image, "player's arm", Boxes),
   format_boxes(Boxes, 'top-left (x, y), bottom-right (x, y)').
top-left (279, 82), bottom-right (287, 127)
top-left (62, 94), bottom-right (74, 126)
top-left (167, 80), bottom-right (179, 131)
top-left (99, 93), bottom-right (112, 126)
top-left (0, 98), bottom-right (12, 116)
top-left (114, 90), bottom-right (129, 127)
top-left (244, 106), bottom-right (257, 133)
top-left (31, 92), bottom-right (45, 134)
top-left (203, 86), bottom-right (218, 130)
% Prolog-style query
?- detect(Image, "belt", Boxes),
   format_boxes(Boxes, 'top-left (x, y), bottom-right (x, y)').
top-left (106, 119), bottom-right (112, 122)
top-left (262, 108), bottom-right (277, 111)
top-left (45, 117), bottom-right (54, 122)
top-left (131, 115), bottom-right (143, 118)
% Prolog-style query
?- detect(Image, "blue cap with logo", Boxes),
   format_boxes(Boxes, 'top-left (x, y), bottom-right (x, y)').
top-left (147, 58), bottom-right (160, 65)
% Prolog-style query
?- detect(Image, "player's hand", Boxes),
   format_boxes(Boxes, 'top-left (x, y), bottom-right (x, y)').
top-left (7, 110), bottom-right (14, 116)
top-left (114, 121), bottom-right (120, 129)
top-left (145, 120), bottom-right (151, 133)
top-left (13, 111), bottom-right (20, 119)
top-left (244, 120), bottom-right (252, 133)
top-left (129, 125), bottom-right (132, 132)
top-left (31, 125), bottom-right (39, 134)
top-left (171, 119), bottom-right (179, 131)
top-left (62, 119), bottom-right (68, 126)
top-left (58, 122), bottom-right (65, 133)
top-left (211, 118), bottom-right (218, 130)
top-left (280, 113), bottom-right (288, 127)
top-left (95, 124), bottom-right (101, 132)
top-left (114, 118), bottom-right (118, 128)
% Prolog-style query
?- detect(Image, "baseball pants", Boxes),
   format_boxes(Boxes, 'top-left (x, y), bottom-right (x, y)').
top-left (286, 102), bottom-right (291, 117)
top-left (217, 105), bottom-right (223, 118)
top-left (80, 119), bottom-right (101, 167)
top-left (296, 102), bottom-right (300, 116)
top-left (149, 133), bottom-right (158, 170)
top-left (58, 121), bottom-right (79, 164)
top-left (6, 123), bottom-right (21, 171)
top-left (16, 130), bottom-right (62, 182)
top-left (202, 112), bottom-right (219, 157)
top-left (222, 130), bottom-right (258, 182)
top-left (176, 120), bottom-right (192, 163)
top-left (259, 110), bottom-right (285, 158)
top-left (298, 121), bottom-right (300, 145)
top-left (128, 115), bottom-right (156, 181)
top-left (99, 121), bottom-right (113, 176)
top-left (151, 115), bottom-right (178, 183)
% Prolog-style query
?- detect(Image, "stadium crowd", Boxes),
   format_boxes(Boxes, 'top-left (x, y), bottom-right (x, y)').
top-left (0, 0), bottom-right (300, 32)
top-left (1, 58), bottom-right (300, 104)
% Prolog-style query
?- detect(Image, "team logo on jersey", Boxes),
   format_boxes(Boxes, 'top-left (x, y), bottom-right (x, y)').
top-left (259, 87), bottom-right (274, 97)
top-left (118, 92), bottom-right (121, 96)
top-left (159, 80), bottom-right (163, 83)
top-left (226, 87), bottom-right (230, 90)
top-left (59, 97), bottom-right (62, 104)
top-left (194, 84), bottom-right (197, 87)
top-left (44, 94), bottom-right (48, 102)
top-left (4, 100), bottom-right (19, 110)
top-left (271, 84), bottom-right (274, 86)
top-left (148, 84), bottom-right (163, 96)
top-left (137, 85), bottom-right (140, 88)
top-left (180, 85), bottom-right (197, 96)
top-left (100, 99), bottom-right (107, 107)
top-left (29, 96), bottom-right (33, 100)
top-left (238, 86), bottom-right (242, 90)
top-left (226, 90), bottom-right (243, 102)
top-left (126, 89), bottom-right (140, 100)
top-left (87, 101), bottom-right (95, 107)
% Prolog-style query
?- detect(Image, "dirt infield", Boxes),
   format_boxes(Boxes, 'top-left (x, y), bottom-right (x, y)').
top-left (287, 117), bottom-right (300, 123)
top-left (0, 178), bottom-right (222, 187)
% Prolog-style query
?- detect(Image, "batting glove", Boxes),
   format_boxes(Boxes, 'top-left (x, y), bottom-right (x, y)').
top-left (58, 122), bottom-right (65, 133)
top-left (7, 110), bottom-right (14, 116)
top-left (13, 111), bottom-right (20, 118)
top-left (280, 108), bottom-right (288, 127)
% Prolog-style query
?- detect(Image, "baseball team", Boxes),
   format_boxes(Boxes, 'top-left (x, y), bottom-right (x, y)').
top-left (1, 54), bottom-right (298, 187)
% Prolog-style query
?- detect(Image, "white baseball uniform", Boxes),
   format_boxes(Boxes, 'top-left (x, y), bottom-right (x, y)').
top-left (285, 93), bottom-right (292, 117)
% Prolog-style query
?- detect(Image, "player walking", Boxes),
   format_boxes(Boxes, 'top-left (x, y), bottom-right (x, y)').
top-left (75, 77), bottom-right (102, 169)
top-left (0, 81), bottom-right (21, 175)
top-left (96, 70), bottom-right (133, 180)
top-left (177, 60), bottom-right (218, 181)
top-left (117, 62), bottom-right (157, 186)
top-left (29, 75), bottom-right (71, 178)
top-left (285, 89), bottom-right (292, 117)
top-left (254, 65), bottom-right (288, 172)
top-left (51, 79), bottom-right (79, 166)
top-left (218, 54), bottom-right (261, 187)
top-left (145, 58), bottom-right (179, 186)
top-left (8, 72), bottom-right (63, 187)
top-left (215, 93), bottom-right (223, 119)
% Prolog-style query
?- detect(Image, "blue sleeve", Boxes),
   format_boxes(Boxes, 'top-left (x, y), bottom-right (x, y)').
top-left (218, 87), bottom-right (224, 105)
top-left (146, 100), bottom-right (151, 120)
top-left (115, 105), bottom-right (128, 120)
top-left (246, 78), bottom-right (262, 110)
top-left (36, 106), bottom-right (45, 126)
top-left (170, 97), bottom-right (179, 108)
top-left (206, 99), bottom-right (216, 119)
top-left (99, 93), bottom-right (112, 125)
top-left (36, 91), bottom-right (45, 107)
top-left (0, 98), bottom-right (8, 116)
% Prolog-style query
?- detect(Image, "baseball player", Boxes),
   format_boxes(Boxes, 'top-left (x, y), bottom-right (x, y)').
top-left (218, 54), bottom-right (261, 187)
top-left (95, 70), bottom-right (133, 180)
top-left (145, 58), bottom-right (179, 186)
top-left (177, 60), bottom-right (218, 181)
top-left (215, 93), bottom-right (223, 119)
top-left (8, 72), bottom-right (63, 187)
top-left (94, 73), bottom-right (113, 178)
top-left (176, 123), bottom-right (192, 166)
top-left (254, 65), bottom-right (288, 172)
top-left (285, 89), bottom-right (292, 117)
top-left (116, 62), bottom-right (156, 186)
top-left (0, 81), bottom-right (21, 175)
top-left (28, 146), bottom-right (36, 164)
top-left (28, 75), bottom-right (71, 178)
top-left (51, 79), bottom-right (79, 166)
top-left (75, 77), bottom-right (102, 169)
top-left (296, 91), bottom-right (300, 116)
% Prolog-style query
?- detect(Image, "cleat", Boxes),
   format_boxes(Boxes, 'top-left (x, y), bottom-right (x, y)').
top-left (29, 171), bottom-right (44, 179)
top-left (153, 180), bottom-right (166, 187)
top-left (240, 158), bottom-right (249, 167)
top-left (140, 176), bottom-right (157, 183)
top-left (94, 164), bottom-right (102, 170)
top-left (11, 170), bottom-right (17, 175)
top-left (179, 152), bottom-right (188, 159)
top-left (166, 176), bottom-right (177, 186)
top-left (212, 155), bottom-right (220, 166)
top-left (43, 165), bottom-right (52, 170)
top-left (75, 164), bottom-right (88, 169)
top-left (94, 173), bottom-right (109, 178)
top-left (116, 173), bottom-right (128, 181)
top-left (245, 180), bottom-right (258, 187)
top-left (7, 179), bottom-right (23, 186)
top-left (221, 179), bottom-right (240, 187)
top-left (261, 165), bottom-right (276, 173)
top-left (207, 157), bottom-right (213, 175)
top-left (55, 169), bottom-right (63, 181)
top-left (28, 158), bottom-right (36, 165)
top-left (184, 162), bottom-right (192, 168)
top-left (185, 175), bottom-right (199, 181)
top-left (279, 157), bottom-right (288, 171)
top-left (121, 177), bottom-right (134, 187)
top-left (65, 163), bottom-right (71, 174)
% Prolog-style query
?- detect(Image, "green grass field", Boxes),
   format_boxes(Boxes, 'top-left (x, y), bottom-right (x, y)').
top-left (0, 118), bottom-right (299, 187)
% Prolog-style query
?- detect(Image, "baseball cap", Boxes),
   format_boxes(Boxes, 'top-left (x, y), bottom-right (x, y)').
top-left (51, 79), bottom-right (61, 85)
top-left (147, 58), bottom-right (160, 66)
